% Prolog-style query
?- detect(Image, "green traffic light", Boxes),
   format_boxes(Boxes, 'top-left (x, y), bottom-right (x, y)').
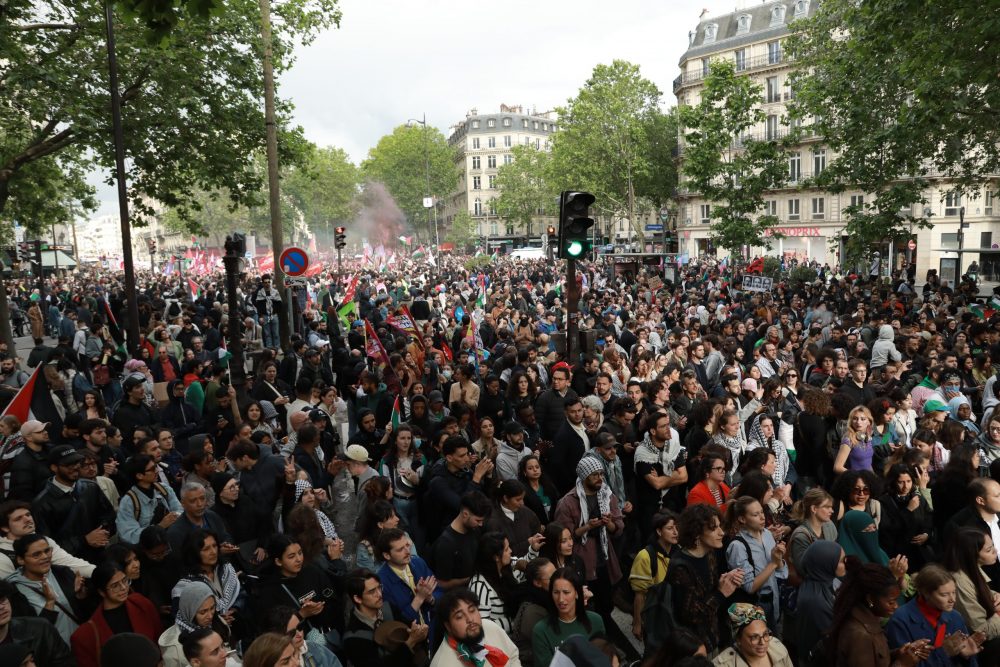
top-left (566, 240), bottom-right (584, 257)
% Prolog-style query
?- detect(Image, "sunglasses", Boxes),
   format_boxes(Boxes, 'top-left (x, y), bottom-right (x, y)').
top-left (852, 486), bottom-right (871, 495)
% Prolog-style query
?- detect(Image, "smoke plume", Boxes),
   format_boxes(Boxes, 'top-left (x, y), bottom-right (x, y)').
top-left (354, 181), bottom-right (406, 249)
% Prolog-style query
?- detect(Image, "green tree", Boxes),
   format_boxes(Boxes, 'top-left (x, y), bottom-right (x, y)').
top-left (361, 125), bottom-right (458, 242)
top-left (0, 0), bottom-right (339, 232)
top-left (493, 146), bottom-right (556, 238)
top-left (786, 0), bottom-right (998, 264)
top-left (284, 145), bottom-right (360, 239)
top-left (679, 60), bottom-right (787, 258)
top-left (445, 210), bottom-right (477, 251)
top-left (549, 60), bottom-right (672, 240)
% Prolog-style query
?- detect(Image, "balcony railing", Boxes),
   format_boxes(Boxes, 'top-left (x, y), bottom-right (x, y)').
top-left (674, 52), bottom-right (793, 91)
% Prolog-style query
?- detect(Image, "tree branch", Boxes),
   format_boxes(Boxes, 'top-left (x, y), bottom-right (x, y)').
top-left (0, 127), bottom-right (78, 182)
top-left (9, 22), bottom-right (79, 31)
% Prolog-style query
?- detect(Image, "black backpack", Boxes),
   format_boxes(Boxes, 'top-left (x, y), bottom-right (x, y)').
top-left (640, 546), bottom-right (680, 654)
top-left (725, 535), bottom-right (762, 606)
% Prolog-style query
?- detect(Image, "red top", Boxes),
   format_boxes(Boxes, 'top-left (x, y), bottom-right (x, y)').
top-left (686, 480), bottom-right (730, 508)
top-left (71, 592), bottom-right (163, 667)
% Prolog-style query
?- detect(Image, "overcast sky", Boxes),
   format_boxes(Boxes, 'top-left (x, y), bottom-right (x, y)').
top-left (88, 0), bottom-right (741, 217)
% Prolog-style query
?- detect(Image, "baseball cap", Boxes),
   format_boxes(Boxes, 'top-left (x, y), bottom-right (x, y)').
top-left (19, 420), bottom-right (48, 437)
top-left (345, 444), bottom-right (370, 463)
top-left (48, 445), bottom-right (84, 466)
top-left (503, 421), bottom-right (524, 436)
top-left (923, 399), bottom-right (950, 414)
top-left (123, 376), bottom-right (145, 391)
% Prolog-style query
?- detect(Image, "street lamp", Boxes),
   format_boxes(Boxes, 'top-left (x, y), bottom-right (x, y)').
top-left (407, 114), bottom-right (438, 248)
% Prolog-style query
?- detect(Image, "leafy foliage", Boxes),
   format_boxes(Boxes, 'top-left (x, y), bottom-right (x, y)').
top-left (361, 125), bottom-right (459, 242)
top-left (788, 265), bottom-right (818, 285)
top-left (493, 146), bottom-right (556, 239)
top-left (679, 60), bottom-right (787, 258)
top-left (0, 0), bottom-right (340, 234)
top-left (549, 60), bottom-right (677, 239)
top-left (445, 210), bottom-right (477, 252)
top-left (785, 0), bottom-right (999, 265)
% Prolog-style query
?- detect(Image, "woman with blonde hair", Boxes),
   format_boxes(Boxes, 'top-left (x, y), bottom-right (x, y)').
top-left (833, 405), bottom-right (875, 475)
top-left (243, 632), bottom-right (296, 667)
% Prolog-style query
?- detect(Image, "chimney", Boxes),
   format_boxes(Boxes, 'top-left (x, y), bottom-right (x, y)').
top-left (699, 7), bottom-right (709, 18)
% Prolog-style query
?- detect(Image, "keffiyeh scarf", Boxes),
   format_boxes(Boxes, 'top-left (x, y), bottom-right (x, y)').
top-left (575, 457), bottom-right (612, 560)
top-left (294, 478), bottom-right (339, 539)
top-left (446, 633), bottom-right (509, 667)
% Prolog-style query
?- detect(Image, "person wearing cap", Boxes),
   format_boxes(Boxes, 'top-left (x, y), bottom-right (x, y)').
top-left (299, 346), bottom-right (334, 389)
top-left (553, 456), bottom-right (624, 631)
top-left (713, 602), bottom-right (793, 666)
top-left (494, 422), bottom-right (531, 482)
top-left (7, 420), bottom-right (53, 502)
top-left (31, 445), bottom-right (116, 562)
top-left (0, 579), bottom-right (75, 667)
top-left (111, 374), bottom-right (160, 449)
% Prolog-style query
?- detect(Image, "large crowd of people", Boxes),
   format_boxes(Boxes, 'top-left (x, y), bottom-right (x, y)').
top-left (0, 251), bottom-right (996, 667)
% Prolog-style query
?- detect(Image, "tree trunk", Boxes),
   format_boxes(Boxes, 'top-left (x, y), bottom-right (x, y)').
top-left (628, 177), bottom-right (644, 244)
top-left (0, 284), bottom-right (16, 357)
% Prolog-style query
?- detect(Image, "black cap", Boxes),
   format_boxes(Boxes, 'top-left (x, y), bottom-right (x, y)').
top-left (503, 421), bottom-right (524, 436)
top-left (48, 445), bottom-right (84, 466)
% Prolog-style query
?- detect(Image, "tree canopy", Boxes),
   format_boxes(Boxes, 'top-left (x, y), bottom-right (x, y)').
top-left (549, 60), bottom-right (676, 240)
top-left (786, 0), bottom-right (1000, 263)
top-left (679, 60), bottom-right (787, 257)
top-left (361, 124), bottom-right (459, 243)
top-left (493, 146), bottom-right (556, 239)
top-left (0, 0), bottom-right (340, 236)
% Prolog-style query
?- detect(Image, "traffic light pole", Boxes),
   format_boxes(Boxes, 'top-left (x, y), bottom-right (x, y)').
top-left (566, 258), bottom-right (578, 363)
top-left (222, 244), bottom-right (247, 397)
top-left (337, 248), bottom-right (342, 276)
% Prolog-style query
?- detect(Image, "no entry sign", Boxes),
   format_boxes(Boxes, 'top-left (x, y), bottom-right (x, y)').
top-left (279, 246), bottom-right (309, 277)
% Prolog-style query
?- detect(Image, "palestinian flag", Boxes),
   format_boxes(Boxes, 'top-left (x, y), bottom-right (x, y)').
top-left (390, 395), bottom-right (402, 429)
top-left (188, 278), bottom-right (202, 301)
top-left (0, 366), bottom-right (63, 441)
top-left (337, 300), bottom-right (357, 329)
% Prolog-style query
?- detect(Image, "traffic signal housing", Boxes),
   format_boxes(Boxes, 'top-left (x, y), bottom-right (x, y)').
top-left (16, 242), bottom-right (31, 263)
top-left (335, 226), bottom-right (346, 249)
top-left (557, 191), bottom-right (595, 260)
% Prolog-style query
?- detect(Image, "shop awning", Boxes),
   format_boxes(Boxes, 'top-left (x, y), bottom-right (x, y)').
top-left (40, 250), bottom-right (77, 268)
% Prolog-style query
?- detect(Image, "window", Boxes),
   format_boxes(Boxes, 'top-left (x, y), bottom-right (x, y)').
top-left (487, 155), bottom-right (496, 168)
top-left (768, 41), bottom-right (781, 65)
top-left (982, 232), bottom-right (993, 248)
top-left (504, 135), bottom-right (512, 147)
top-left (700, 204), bottom-right (711, 224)
top-left (811, 197), bottom-right (825, 219)
top-left (987, 190), bottom-right (995, 216)
top-left (788, 199), bottom-right (800, 220)
top-left (813, 149), bottom-right (826, 176)
top-left (765, 115), bottom-right (779, 140)
top-left (489, 221), bottom-right (498, 236)
top-left (488, 137), bottom-right (496, 148)
top-left (770, 4), bottom-right (786, 26)
top-left (532, 121), bottom-right (538, 130)
top-left (945, 192), bottom-right (962, 216)
top-left (503, 118), bottom-right (511, 127)
top-left (472, 176), bottom-right (481, 190)
top-left (735, 49), bottom-right (746, 72)
top-left (472, 138), bottom-right (480, 149)
top-left (766, 77), bottom-right (780, 103)
top-left (702, 58), bottom-right (711, 77)
top-left (941, 233), bottom-right (959, 249)
top-left (488, 175), bottom-right (496, 189)
top-left (703, 23), bottom-right (718, 43)
top-left (850, 194), bottom-right (864, 210)
top-left (523, 137), bottom-right (530, 146)
top-left (504, 154), bottom-right (514, 165)
top-left (737, 14), bottom-right (751, 34)
top-left (551, 124), bottom-right (557, 132)
top-left (765, 200), bottom-right (778, 217)
top-left (489, 200), bottom-right (497, 215)
top-left (788, 152), bottom-right (801, 181)
top-left (471, 156), bottom-right (480, 170)
top-left (522, 119), bottom-right (528, 128)
top-left (472, 120), bottom-right (480, 129)
top-left (535, 139), bottom-right (540, 149)
top-left (487, 119), bottom-right (495, 128)
top-left (794, 0), bottom-right (810, 18)
top-left (506, 224), bottom-right (514, 236)
top-left (473, 198), bottom-right (482, 216)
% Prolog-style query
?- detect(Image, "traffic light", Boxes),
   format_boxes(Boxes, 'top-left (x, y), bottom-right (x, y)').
top-left (557, 191), bottom-right (595, 260)
top-left (335, 226), bottom-right (346, 250)
top-left (16, 242), bottom-right (30, 262)
top-left (148, 238), bottom-right (156, 254)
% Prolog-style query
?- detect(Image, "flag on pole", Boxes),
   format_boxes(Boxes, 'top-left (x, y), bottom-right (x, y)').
top-left (364, 319), bottom-right (401, 395)
top-left (98, 296), bottom-right (124, 346)
top-left (427, 250), bottom-right (436, 267)
top-left (337, 301), bottom-right (357, 329)
top-left (342, 274), bottom-right (359, 304)
top-left (188, 278), bottom-right (203, 300)
top-left (387, 309), bottom-right (423, 347)
top-left (0, 366), bottom-right (63, 440)
top-left (411, 245), bottom-right (426, 261)
top-left (390, 395), bottom-right (402, 429)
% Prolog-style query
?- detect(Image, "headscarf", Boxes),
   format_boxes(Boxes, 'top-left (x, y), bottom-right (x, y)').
top-left (175, 581), bottom-right (215, 634)
top-left (726, 602), bottom-right (767, 640)
top-left (948, 395), bottom-right (980, 435)
top-left (294, 479), bottom-right (338, 540)
top-left (575, 456), bottom-right (611, 559)
top-left (837, 510), bottom-right (888, 566)
top-left (796, 540), bottom-right (842, 643)
top-left (746, 413), bottom-right (789, 487)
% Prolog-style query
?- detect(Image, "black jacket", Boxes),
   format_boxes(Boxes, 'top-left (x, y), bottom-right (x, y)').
top-left (8, 446), bottom-right (51, 502)
top-left (547, 420), bottom-right (591, 496)
top-left (111, 399), bottom-right (159, 446)
top-left (534, 388), bottom-right (578, 441)
top-left (7, 615), bottom-right (75, 667)
top-left (31, 478), bottom-right (116, 561)
top-left (423, 459), bottom-right (484, 540)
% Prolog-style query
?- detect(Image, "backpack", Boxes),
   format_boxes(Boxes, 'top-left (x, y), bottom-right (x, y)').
top-left (126, 482), bottom-right (170, 523)
top-left (725, 535), bottom-right (762, 607)
top-left (640, 547), bottom-right (680, 654)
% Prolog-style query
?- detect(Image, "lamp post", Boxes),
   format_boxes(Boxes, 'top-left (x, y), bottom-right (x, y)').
top-left (407, 114), bottom-right (438, 248)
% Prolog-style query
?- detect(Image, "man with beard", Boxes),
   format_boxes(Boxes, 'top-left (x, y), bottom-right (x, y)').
top-left (342, 571), bottom-right (428, 667)
top-left (430, 588), bottom-right (519, 667)
top-left (548, 398), bottom-right (591, 495)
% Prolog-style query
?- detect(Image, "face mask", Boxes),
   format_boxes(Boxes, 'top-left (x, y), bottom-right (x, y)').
top-left (414, 438), bottom-right (422, 449)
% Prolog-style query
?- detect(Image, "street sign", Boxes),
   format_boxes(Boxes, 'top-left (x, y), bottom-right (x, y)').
top-left (645, 224), bottom-right (664, 232)
top-left (279, 246), bottom-right (309, 276)
top-left (284, 276), bottom-right (308, 287)
top-left (50, 244), bottom-right (74, 252)
top-left (907, 240), bottom-right (917, 250)
top-left (742, 275), bottom-right (774, 293)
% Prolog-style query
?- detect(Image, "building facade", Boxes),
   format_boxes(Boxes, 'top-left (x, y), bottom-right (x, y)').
top-left (674, 0), bottom-right (1000, 282)
top-left (443, 105), bottom-right (558, 249)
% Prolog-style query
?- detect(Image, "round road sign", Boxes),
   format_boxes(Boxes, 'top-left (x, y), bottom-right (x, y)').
top-left (907, 240), bottom-right (916, 250)
top-left (279, 246), bottom-right (309, 276)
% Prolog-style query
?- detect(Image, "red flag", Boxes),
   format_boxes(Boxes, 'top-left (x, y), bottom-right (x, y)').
top-left (364, 319), bottom-right (401, 395)
top-left (343, 275), bottom-right (359, 303)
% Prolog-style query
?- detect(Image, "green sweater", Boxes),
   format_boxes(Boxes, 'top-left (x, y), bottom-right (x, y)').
top-left (531, 611), bottom-right (605, 667)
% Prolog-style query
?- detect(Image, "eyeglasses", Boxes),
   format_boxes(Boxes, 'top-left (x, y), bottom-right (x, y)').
top-left (746, 631), bottom-right (772, 644)
top-left (107, 579), bottom-right (130, 593)
top-left (711, 466), bottom-right (727, 472)
top-left (852, 486), bottom-right (871, 495)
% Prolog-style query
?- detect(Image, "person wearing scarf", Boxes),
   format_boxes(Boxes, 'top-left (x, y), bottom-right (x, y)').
top-left (633, 410), bottom-right (687, 534)
top-left (432, 588), bottom-right (518, 667)
top-left (838, 510), bottom-right (890, 566)
top-left (949, 395), bottom-right (981, 437)
top-left (795, 540), bottom-right (845, 660)
top-left (746, 413), bottom-right (792, 491)
top-left (158, 582), bottom-right (238, 667)
top-left (293, 479), bottom-right (338, 540)
top-left (552, 456), bottom-right (624, 631)
top-left (713, 602), bottom-right (794, 666)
